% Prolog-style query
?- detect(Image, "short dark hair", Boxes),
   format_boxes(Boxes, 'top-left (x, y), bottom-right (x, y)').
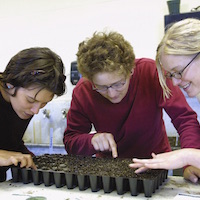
top-left (0, 47), bottom-right (66, 96)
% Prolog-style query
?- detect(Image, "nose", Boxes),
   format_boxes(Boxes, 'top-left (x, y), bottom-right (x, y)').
top-left (107, 87), bottom-right (117, 98)
top-left (30, 103), bottom-right (41, 114)
top-left (171, 77), bottom-right (182, 86)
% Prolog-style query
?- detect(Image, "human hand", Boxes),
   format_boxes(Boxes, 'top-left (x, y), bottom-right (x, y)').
top-left (129, 150), bottom-right (188, 173)
top-left (183, 166), bottom-right (200, 183)
top-left (0, 150), bottom-right (37, 169)
top-left (91, 133), bottom-right (118, 158)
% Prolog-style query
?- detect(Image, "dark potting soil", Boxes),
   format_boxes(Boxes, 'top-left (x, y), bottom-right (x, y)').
top-left (33, 154), bottom-right (163, 179)
top-left (11, 154), bottom-right (168, 197)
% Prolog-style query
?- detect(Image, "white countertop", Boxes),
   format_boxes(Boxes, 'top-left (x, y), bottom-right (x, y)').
top-left (0, 176), bottom-right (200, 200)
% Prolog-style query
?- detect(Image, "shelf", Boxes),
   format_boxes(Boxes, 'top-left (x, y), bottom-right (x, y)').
top-left (164, 11), bottom-right (200, 27)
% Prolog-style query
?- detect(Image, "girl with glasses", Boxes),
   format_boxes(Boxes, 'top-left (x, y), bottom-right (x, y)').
top-left (130, 18), bottom-right (200, 183)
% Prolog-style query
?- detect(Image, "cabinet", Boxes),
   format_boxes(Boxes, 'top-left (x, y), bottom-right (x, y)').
top-left (164, 11), bottom-right (200, 27)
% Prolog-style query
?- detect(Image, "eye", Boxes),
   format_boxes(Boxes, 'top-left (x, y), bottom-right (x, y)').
top-left (178, 71), bottom-right (182, 75)
top-left (95, 85), bottom-right (107, 90)
top-left (40, 102), bottom-right (47, 108)
top-left (26, 97), bottom-right (35, 103)
top-left (164, 71), bottom-right (172, 78)
top-left (113, 82), bottom-right (122, 87)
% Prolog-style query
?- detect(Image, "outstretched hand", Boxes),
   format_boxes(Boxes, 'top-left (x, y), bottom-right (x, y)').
top-left (129, 150), bottom-right (189, 173)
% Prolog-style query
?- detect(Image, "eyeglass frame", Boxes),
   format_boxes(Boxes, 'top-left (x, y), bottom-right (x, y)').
top-left (164, 52), bottom-right (200, 79)
top-left (92, 78), bottom-right (127, 92)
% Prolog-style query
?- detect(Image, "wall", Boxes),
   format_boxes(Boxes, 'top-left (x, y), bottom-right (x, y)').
top-left (0, 0), bottom-right (200, 144)
top-left (0, 0), bottom-right (199, 100)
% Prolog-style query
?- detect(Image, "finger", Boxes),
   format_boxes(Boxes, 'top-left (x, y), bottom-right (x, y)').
top-left (134, 167), bottom-right (148, 174)
top-left (144, 163), bottom-right (164, 169)
top-left (129, 163), bottom-right (144, 168)
top-left (106, 135), bottom-right (117, 158)
top-left (193, 168), bottom-right (200, 178)
top-left (26, 158), bottom-right (33, 168)
top-left (101, 140), bottom-right (110, 151)
top-left (24, 155), bottom-right (35, 168)
top-left (26, 158), bottom-right (37, 170)
top-left (132, 158), bottom-right (146, 163)
top-left (151, 152), bottom-right (157, 158)
top-left (109, 142), bottom-right (117, 158)
top-left (31, 162), bottom-right (37, 170)
top-left (184, 166), bottom-right (200, 183)
top-left (132, 158), bottom-right (151, 164)
top-left (92, 140), bottom-right (101, 151)
top-left (92, 134), bottom-right (110, 152)
top-left (19, 158), bottom-right (27, 168)
top-left (10, 156), bottom-right (19, 166)
top-left (186, 173), bottom-right (198, 183)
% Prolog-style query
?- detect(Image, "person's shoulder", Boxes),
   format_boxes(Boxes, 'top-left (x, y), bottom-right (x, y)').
top-left (135, 58), bottom-right (157, 73)
top-left (73, 77), bottom-right (92, 93)
top-left (135, 58), bottom-right (156, 66)
top-left (76, 77), bottom-right (90, 86)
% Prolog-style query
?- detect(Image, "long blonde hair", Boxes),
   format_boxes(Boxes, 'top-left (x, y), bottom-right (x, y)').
top-left (156, 18), bottom-right (200, 99)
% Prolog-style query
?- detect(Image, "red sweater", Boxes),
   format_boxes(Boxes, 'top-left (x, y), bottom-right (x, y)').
top-left (64, 58), bottom-right (200, 158)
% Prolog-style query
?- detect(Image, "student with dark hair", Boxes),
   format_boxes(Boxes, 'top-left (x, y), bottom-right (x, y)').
top-left (0, 47), bottom-right (66, 181)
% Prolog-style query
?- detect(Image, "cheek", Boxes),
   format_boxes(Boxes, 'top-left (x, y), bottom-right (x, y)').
top-left (121, 88), bottom-right (128, 98)
top-left (11, 96), bottom-right (27, 110)
top-left (184, 67), bottom-right (199, 83)
top-left (192, 75), bottom-right (200, 86)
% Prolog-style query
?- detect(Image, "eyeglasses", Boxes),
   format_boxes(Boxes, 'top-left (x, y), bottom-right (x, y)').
top-left (92, 79), bottom-right (126, 92)
top-left (165, 52), bottom-right (200, 79)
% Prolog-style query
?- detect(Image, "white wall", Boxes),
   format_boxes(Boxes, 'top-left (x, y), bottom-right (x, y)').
top-left (0, 0), bottom-right (199, 100)
top-left (1, 0), bottom-right (200, 142)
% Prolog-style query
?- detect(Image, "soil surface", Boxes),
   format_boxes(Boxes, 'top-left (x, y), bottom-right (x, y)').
top-left (33, 154), bottom-right (165, 179)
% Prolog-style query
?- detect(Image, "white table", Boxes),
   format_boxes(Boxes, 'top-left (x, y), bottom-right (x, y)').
top-left (0, 176), bottom-right (200, 200)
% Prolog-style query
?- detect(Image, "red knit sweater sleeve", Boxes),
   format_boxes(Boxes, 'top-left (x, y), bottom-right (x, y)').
top-left (64, 80), bottom-right (97, 156)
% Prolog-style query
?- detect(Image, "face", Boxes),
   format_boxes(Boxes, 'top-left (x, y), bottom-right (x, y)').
top-left (160, 53), bottom-right (200, 97)
top-left (8, 85), bottom-right (54, 119)
top-left (92, 70), bottom-right (131, 103)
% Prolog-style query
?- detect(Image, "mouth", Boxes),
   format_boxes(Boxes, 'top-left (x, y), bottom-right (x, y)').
top-left (180, 82), bottom-right (191, 90)
top-left (24, 112), bottom-right (33, 118)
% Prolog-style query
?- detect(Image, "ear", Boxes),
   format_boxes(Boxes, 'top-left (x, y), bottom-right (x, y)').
top-left (6, 83), bottom-right (14, 89)
top-left (130, 68), bottom-right (134, 75)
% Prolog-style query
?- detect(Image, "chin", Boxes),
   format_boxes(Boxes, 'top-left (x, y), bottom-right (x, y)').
top-left (18, 113), bottom-right (32, 120)
top-left (186, 89), bottom-right (199, 98)
top-left (109, 98), bottom-right (122, 104)
top-left (20, 116), bottom-right (30, 120)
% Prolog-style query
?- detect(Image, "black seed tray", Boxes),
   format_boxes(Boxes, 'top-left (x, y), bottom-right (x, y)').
top-left (11, 154), bottom-right (168, 197)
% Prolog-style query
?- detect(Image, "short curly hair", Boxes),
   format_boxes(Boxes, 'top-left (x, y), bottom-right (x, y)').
top-left (76, 31), bottom-right (135, 81)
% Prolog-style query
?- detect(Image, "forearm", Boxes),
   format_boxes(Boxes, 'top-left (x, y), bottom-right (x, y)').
top-left (64, 132), bottom-right (96, 155)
